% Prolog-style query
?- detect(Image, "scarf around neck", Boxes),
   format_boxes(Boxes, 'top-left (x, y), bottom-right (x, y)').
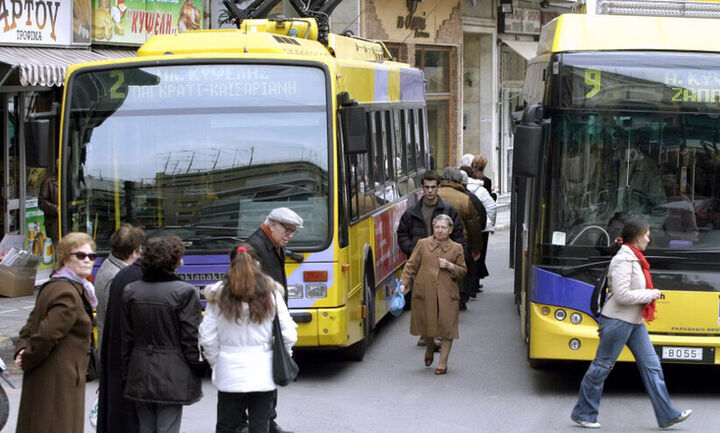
top-left (53, 266), bottom-right (98, 309)
top-left (626, 244), bottom-right (656, 322)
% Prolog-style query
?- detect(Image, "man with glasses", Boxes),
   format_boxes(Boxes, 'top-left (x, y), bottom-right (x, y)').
top-left (242, 207), bottom-right (303, 433)
top-left (397, 171), bottom-right (465, 345)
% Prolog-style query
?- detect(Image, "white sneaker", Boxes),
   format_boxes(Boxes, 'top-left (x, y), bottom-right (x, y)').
top-left (661, 409), bottom-right (692, 429)
top-left (572, 418), bottom-right (601, 429)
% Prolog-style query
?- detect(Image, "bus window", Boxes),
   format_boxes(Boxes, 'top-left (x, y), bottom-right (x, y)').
top-left (405, 109), bottom-right (417, 173)
top-left (413, 109), bottom-right (423, 171)
top-left (372, 111), bottom-right (385, 187)
top-left (394, 110), bottom-right (409, 196)
top-left (418, 108), bottom-right (427, 170)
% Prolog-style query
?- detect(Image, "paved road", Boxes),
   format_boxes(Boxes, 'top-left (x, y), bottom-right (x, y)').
top-left (2, 228), bottom-right (715, 432)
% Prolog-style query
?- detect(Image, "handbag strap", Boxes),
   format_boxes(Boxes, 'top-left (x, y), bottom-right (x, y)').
top-left (272, 292), bottom-right (285, 347)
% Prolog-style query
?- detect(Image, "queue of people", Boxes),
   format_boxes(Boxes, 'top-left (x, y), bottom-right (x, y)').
top-left (13, 206), bottom-right (304, 433)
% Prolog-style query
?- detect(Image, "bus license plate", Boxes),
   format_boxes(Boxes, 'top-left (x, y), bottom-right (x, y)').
top-left (661, 346), bottom-right (703, 361)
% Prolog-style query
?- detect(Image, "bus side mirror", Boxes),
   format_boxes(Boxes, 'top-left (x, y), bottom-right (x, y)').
top-left (25, 119), bottom-right (50, 168)
top-left (340, 104), bottom-right (368, 154)
top-left (512, 105), bottom-right (543, 178)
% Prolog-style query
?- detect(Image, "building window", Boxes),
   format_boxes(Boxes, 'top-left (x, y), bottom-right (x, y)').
top-left (416, 47), bottom-right (450, 94)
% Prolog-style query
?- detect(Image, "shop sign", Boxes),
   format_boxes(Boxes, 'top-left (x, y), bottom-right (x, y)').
top-left (503, 7), bottom-right (541, 35)
top-left (396, 0), bottom-right (429, 38)
top-left (0, 0), bottom-right (91, 46)
top-left (92, 0), bottom-right (203, 46)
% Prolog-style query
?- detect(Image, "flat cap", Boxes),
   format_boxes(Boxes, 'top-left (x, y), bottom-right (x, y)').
top-left (267, 207), bottom-right (304, 229)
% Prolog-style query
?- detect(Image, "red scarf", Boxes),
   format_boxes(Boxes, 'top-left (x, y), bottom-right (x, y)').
top-left (626, 244), bottom-right (656, 322)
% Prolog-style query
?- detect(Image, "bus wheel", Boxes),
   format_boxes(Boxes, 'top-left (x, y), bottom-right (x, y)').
top-left (344, 274), bottom-right (375, 361)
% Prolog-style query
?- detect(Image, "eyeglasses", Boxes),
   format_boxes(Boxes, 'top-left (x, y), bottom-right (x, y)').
top-left (70, 251), bottom-right (97, 261)
top-left (280, 223), bottom-right (298, 235)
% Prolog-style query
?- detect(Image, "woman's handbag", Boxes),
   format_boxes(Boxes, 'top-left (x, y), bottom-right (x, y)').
top-left (589, 263), bottom-right (610, 317)
top-left (272, 311), bottom-right (298, 386)
top-left (80, 291), bottom-right (100, 382)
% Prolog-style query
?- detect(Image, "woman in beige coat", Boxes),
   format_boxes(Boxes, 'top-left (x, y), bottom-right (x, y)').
top-left (400, 214), bottom-right (466, 374)
top-left (14, 232), bottom-right (97, 433)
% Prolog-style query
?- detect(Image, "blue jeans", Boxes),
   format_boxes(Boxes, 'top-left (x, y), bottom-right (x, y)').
top-left (571, 316), bottom-right (681, 427)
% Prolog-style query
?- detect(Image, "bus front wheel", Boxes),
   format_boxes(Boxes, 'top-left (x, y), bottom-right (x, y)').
top-left (344, 273), bottom-right (375, 361)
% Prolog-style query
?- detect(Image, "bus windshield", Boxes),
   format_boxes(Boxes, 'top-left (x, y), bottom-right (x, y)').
top-left (543, 52), bottom-right (720, 252)
top-left (545, 110), bottom-right (720, 251)
top-left (64, 64), bottom-right (329, 252)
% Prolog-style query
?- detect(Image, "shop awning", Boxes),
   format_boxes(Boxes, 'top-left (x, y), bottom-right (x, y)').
top-left (0, 47), bottom-right (136, 88)
top-left (501, 39), bottom-right (539, 61)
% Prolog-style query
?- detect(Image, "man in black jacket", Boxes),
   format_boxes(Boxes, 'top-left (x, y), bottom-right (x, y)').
top-left (243, 207), bottom-right (303, 433)
top-left (397, 171), bottom-right (465, 257)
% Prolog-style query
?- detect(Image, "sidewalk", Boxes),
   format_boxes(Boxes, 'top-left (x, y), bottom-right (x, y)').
top-left (0, 291), bottom-right (36, 361)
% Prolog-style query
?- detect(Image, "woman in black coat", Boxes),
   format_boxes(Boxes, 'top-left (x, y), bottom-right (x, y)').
top-left (121, 235), bottom-right (205, 433)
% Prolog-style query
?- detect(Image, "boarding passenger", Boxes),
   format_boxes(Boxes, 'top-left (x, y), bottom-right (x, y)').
top-left (437, 167), bottom-right (483, 310)
top-left (121, 236), bottom-right (205, 433)
top-left (15, 233), bottom-right (97, 433)
top-left (243, 207), bottom-right (304, 433)
top-left (95, 223), bottom-right (145, 353)
top-left (200, 243), bottom-right (298, 433)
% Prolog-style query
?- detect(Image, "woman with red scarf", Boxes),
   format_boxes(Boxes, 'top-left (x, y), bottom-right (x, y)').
top-left (571, 218), bottom-right (692, 429)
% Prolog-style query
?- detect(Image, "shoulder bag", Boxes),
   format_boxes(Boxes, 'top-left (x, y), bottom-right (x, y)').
top-left (589, 263), bottom-right (610, 318)
top-left (272, 302), bottom-right (298, 386)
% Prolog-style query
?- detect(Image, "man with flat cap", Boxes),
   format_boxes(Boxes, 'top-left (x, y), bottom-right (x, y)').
top-left (240, 207), bottom-right (303, 433)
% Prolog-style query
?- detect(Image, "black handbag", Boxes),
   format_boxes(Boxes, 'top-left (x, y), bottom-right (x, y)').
top-left (86, 336), bottom-right (100, 382)
top-left (272, 311), bottom-right (298, 386)
top-left (590, 263), bottom-right (611, 317)
top-left (79, 287), bottom-right (100, 382)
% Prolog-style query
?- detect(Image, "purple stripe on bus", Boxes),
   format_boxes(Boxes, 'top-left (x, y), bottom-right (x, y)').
top-left (532, 266), bottom-right (595, 319)
top-left (400, 69), bottom-right (426, 103)
top-left (375, 68), bottom-right (389, 102)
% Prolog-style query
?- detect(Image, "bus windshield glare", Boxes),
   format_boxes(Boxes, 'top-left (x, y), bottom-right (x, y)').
top-left (64, 64), bottom-right (329, 251)
top-left (545, 52), bottom-right (720, 251)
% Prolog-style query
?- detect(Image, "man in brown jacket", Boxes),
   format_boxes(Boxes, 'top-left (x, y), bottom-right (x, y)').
top-left (438, 167), bottom-right (485, 309)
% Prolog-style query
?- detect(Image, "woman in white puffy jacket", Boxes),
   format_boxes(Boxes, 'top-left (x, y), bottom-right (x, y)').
top-left (200, 243), bottom-right (297, 433)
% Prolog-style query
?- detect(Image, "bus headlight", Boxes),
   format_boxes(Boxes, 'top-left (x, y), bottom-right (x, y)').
top-left (569, 338), bottom-right (581, 350)
top-left (305, 284), bottom-right (327, 298)
top-left (570, 312), bottom-right (582, 324)
top-left (554, 309), bottom-right (567, 321)
top-left (287, 284), bottom-right (304, 299)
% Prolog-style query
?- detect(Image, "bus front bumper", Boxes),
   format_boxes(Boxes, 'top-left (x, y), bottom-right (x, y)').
top-left (530, 303), bottom-right (720, 364)
top-left (291, 305), bottom-right (349, 348)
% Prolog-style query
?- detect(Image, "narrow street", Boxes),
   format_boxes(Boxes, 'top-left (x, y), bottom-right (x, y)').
top-left (3, 231), bottom-right (717, 432)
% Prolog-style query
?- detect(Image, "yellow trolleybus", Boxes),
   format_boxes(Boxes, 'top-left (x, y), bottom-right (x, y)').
top-left (512, 13), bottom-right (720, 366)
top-left (56, 10), bottom-right (428, 360)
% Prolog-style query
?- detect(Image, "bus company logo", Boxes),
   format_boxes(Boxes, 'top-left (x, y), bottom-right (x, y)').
top-left (178, 272), bottom-right (224, 282)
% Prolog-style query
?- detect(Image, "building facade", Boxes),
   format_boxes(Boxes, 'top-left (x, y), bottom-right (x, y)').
top-left (329, 0), bottom-right (549, 198)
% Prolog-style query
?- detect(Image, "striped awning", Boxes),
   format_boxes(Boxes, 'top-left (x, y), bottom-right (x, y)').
top-left (0, 47), bottom-right (136, 88)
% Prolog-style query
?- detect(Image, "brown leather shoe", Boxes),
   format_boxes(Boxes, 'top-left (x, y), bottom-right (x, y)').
top-left (434, 367), bottom-right (447, 375)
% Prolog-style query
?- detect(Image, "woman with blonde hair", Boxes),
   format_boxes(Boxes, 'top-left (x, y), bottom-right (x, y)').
top-left (15, 232), bottom-right (98, 433)
top-left (200, 243), bottom-right (297, 433)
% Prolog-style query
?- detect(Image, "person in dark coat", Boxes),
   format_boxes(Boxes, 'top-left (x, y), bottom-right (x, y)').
top-left (97, 259), bottom-right (143, 433)
top-left (14, 232), bottom-right (97, 433)
top-left (122, 235), bottom-right (205, 433)
top-left (397, 171), bottom-right (466, 257)
top-left (38, 172), bottom-right (58, 244)
top-left (244, 207), bottom-right (304, 433)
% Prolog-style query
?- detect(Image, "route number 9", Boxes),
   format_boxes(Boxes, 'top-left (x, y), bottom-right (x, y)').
top-left (585, 69), bottom-right (601, 99)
